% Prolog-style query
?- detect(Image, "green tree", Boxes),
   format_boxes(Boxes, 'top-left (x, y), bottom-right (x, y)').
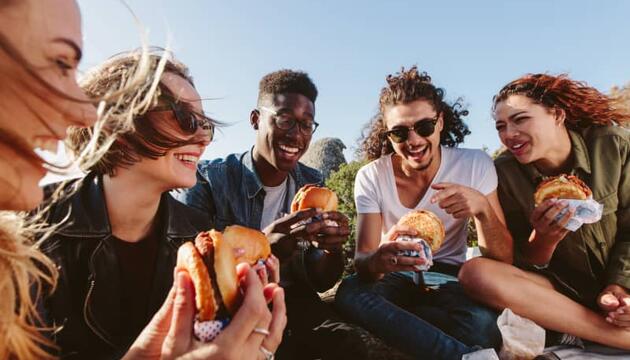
top-left (325, 160), bottom-right (366, 274)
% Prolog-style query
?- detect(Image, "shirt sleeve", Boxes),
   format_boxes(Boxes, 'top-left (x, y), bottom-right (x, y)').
top-left (605, 134), bottom-right (630, 290)
top-left (473, 151), bottom-right (498, 196)
top-left (354, 165), bottom-right (381, 214)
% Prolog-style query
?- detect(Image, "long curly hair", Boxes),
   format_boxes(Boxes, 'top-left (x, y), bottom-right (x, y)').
top-left (358, 66), bottom-right (470, 161)
top-left (493, 73), bottom-right (630, 129)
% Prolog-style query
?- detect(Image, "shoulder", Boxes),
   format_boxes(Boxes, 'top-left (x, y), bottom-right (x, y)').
top-left (494, 149), bottom-right (519, 172)
top-left (444, 146), bottom-right (492, 164)
top-left (583, 125), bottom-right (630, 148)
top-left (197, 153), bottom-right (244, 177)
top-left (165, 194), bottom-right (211, 232)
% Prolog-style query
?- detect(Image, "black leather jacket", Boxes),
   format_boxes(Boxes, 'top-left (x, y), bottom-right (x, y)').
top-left (38, 173), bottom-right (209, 359)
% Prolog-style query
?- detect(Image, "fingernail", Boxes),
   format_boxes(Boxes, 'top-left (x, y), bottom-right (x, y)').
top-left (606, 317), bottom-right (613, 323)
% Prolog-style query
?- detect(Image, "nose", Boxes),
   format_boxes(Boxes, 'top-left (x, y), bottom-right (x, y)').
top-left (504, 123), bottom-right (520, 139)
top-left (406, 127), bottom-right (424, 145)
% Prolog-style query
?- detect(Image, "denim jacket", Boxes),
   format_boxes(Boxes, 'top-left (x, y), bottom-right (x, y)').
top-left (175, 149), bottom-right (323, 287)
top-left (38, 172), bottom-right (209, 359)
top-left (176, 149), bottom-right (323, 230)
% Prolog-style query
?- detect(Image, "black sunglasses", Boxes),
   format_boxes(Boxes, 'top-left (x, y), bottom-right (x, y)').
top-left (149, 102), bottom-right (214, 138)
top-left (384, 117), bottom-right (438, 143)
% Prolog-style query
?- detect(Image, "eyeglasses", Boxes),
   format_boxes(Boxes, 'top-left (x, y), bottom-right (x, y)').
top-left (149, 102), bottom-right (214, 139)
top-left (258, 106), bottom-right (319, 136)
top-left (384, 117), bottom-right (438, 143)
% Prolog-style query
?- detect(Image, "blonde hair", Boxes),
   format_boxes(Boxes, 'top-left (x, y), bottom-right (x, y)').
top-left (1, 30), bottom-right (172, 360)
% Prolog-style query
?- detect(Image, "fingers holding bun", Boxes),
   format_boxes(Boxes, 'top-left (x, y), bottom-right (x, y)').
top-left (223, 225), bottom-right (271, 266)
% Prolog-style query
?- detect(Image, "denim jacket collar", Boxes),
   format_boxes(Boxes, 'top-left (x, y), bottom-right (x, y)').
top-left (241, 147), bottom-right (314, 199)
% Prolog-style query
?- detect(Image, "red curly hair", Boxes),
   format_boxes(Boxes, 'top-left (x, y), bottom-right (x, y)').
top-left (493, 73), bottom-right (630, 128)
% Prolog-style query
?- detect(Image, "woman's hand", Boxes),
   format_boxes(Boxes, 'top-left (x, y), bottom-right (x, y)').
top-left (367, 224), bottom-right (425, 275)
top-left (598, 284), bottom-right (630, 328)
top-left (530, 199), bottom-right (575, 243)
top-left (123, 263), bottom-right (287, 360)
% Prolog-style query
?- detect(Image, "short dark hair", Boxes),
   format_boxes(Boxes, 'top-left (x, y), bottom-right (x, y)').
top-left (257, 69), bottom-right (318, 105)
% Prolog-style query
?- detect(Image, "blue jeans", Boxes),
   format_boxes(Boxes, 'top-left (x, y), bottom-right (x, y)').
top-left (334, 271), bottom-right (501, 360)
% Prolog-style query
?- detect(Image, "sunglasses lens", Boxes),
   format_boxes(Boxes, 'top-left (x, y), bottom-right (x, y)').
top-left (387, 129), bottom-right (408, 143)
top-left (414, 121), bottom-right (435, 137)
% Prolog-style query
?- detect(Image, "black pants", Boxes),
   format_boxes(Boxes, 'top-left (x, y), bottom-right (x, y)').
top-left (276, 284), bottom-right (367, 360)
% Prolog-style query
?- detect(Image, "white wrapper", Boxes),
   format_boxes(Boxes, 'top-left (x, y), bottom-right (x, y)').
top-left (554, 198), bottom-right (603, 232)
top-left (395, 235), bottom-right (433, 271)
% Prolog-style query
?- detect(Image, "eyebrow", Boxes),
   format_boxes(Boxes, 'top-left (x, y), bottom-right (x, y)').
top-left (52, 38), bottom-right (82, 61)
top-left (508, 111), bottom-right (527, 120)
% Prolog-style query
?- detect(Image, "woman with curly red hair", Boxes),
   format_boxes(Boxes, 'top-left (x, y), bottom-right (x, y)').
top-left (459, 73), bottom-right (630, 350)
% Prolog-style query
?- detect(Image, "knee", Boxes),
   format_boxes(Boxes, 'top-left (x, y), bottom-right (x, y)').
top-left (458, 257), bottom-right (497, 297)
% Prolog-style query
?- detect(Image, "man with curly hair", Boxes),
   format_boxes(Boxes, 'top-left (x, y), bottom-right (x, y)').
top-left (334, 66), bottom-right (511, 359)
top-left (177, 69), bottom-right (367, 359)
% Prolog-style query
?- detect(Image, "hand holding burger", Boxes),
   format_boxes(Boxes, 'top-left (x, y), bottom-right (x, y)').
top-left (395, 210), bottom-right (445, 271)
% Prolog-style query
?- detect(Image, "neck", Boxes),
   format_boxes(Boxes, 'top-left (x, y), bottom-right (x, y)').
top-left (103, 170), bottom-right (164, 243)
top-left (252, 146), bottom-right (289, 186)
top-left (534, 129), bottom-right (573, 176)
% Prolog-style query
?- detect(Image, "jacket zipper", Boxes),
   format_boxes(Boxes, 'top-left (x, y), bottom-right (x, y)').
top-left (83, 241), bottom-right (117, 349)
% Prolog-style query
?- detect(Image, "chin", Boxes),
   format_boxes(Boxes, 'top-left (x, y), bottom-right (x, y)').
top-left (7, 185), bottom-right (44, 211)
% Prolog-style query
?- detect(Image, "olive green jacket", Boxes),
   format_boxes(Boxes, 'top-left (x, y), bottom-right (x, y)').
top-left (495, 126), bottom-right (630, 305)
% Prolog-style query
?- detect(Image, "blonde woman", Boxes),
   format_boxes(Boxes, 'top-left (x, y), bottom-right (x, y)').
top-left (1, 1), bottom-right (285, 359)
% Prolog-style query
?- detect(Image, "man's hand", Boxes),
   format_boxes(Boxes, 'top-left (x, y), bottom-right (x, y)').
top-left (263, 208), bottom-right (318, 259)
top-left (367, 224), bottom-right (426, 275)
top-left (431, 182), bottom-right (490, 219)
top-left (598, 284), bottom-right (630, 328)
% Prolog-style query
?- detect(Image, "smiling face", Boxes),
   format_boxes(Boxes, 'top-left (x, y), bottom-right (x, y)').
top-left (125, 73), bottom-right (211, 191)
top-left (252, 93), bottom-right (315, 174)
top-left (384, 99), bottom-right (443, 172)
top-left (494, 94), bottom-right (567, 165)
top-left (0, 0), bottom-right (97, 210)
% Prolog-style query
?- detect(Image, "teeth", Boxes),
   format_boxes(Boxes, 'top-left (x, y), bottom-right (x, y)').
top-left (33, 137), bottom-right (59, 153)
top-left (175, 154), bottom-right (199, 163)
top-left (408, 146), bottom-right (427, 154)
top-left (279, 144), bottom-right (299, 154)
top-left (512, 143), bottom-right (524, 150)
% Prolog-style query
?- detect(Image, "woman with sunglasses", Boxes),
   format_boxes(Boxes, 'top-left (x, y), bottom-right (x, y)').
top-left (458, 73), bottom-right (630, 350)
top-left (334, 66), bottom-right (511, 359)
top-left (36, 51), bottom-right (285, 359)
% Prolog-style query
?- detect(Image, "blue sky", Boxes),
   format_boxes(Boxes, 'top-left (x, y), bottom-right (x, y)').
top-left (77, 0), bottom-right (630, 161)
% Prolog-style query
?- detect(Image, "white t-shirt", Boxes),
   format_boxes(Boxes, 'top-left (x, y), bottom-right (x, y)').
top-left (354, 146), bottom-right (497, 265)
top-left (260, 177), bottom-right (294, 230)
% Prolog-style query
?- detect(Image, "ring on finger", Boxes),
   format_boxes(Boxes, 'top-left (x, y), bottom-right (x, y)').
top-left (260, 345), bottom-right (275, 360)
top-left (390, 255), bottom-right (398, 265)
top-left (253, 327), bottom-right (270, 336)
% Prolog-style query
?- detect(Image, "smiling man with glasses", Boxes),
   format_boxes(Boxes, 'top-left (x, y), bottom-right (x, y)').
top-left (176, 69), bottom-right (367, 359)
top-left (333, 66), bottom-right (513, 359)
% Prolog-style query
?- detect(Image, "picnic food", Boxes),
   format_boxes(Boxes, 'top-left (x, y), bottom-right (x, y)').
top-left (291, 184), bottom-right (338, 212)
top-left (176, 226), bottom-right (271, 332)
top-left (534, 174), bottom-right (591, 206)
top-left (397, 209), bottom-right (445, 252)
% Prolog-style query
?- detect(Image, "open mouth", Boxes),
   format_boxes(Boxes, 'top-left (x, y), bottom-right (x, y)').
top-left (175, 153), bottom-right (200, 170)
top-left (508, 141), bottom-right (529, 156)
top-left (407, 145), bottom-right (429, 160)
top-left (277, 144), bottom-right (301, 160)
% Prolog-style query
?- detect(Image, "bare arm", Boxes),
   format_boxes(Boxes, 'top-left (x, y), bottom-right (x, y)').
top-left (475, 190), bottom-right (514, 263)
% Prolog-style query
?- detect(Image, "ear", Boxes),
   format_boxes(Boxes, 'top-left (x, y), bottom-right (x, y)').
top-left (554, 107), bottom-right (566, 126)
top-left (250, 109), bottom-right (260, 130)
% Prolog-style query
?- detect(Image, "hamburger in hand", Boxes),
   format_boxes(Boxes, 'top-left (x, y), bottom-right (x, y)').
top-left (396, 209), bottom-right (445, 271)
top-left (176, 226), bottom-right (271, 342)
top-left (291, 184), bottom-right (339, 227)
top-left (534, 174), bottom-right (592, 206)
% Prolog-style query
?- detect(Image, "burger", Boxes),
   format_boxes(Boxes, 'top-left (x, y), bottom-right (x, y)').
top-left (396, 209), bottom-right (445, 272)
top-left (397, 209), bottom-right (445, 252)
top-left (291, 184), bottom-right (338, 212)
top-left (534, 175), bottom-right (591, 206)
top-left (176, 226), bottom-right (271, 341)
